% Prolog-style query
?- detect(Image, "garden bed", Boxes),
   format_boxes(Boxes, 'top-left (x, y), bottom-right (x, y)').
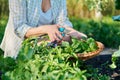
top-left (85, 48), bottom-right (120, 80)
top-left (0, 38), bottom-right (120, 80)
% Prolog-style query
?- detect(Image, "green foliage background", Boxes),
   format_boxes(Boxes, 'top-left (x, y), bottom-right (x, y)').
top-left (0, 0), bottom-right (120, 18)
top-left (0, 0), bottom-right (9, 18)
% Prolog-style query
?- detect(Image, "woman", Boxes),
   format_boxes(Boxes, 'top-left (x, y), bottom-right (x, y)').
top-left (0, 0), bottom-right (87, 58)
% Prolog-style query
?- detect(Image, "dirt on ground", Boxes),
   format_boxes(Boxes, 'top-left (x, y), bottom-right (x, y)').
top-left (85, 48), bottom-right (120, 80)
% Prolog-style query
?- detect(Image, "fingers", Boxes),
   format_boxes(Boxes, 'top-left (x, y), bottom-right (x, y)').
top-left (78, 32), bottom-right (87, 39)
top-left (53, 33), bottom-right (59, 41)
top-left (48, 31), bottom-right (63, 42)
top-left (56, 31), bottom-right (63, 40)
top-left (47, 24), bottom-right (64, 42)
top-left (48, 33), bottom-right (54, 42)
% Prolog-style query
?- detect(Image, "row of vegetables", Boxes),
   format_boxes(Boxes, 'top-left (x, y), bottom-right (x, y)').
top-left (0, 37), bottom-right (119, 80)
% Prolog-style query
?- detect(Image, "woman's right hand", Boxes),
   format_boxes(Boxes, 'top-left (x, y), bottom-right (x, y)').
top-left (39, 24), bottom-right (63, 42)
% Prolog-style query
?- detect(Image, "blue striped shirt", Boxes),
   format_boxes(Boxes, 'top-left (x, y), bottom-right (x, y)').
top-left (0, 0), bottom-right (73, 58)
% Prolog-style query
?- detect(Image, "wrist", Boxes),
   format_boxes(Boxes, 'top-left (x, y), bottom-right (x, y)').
top-left (37, 25), bottom-right (48, 34)
top-left (64, 26), bottom-right (74, 31)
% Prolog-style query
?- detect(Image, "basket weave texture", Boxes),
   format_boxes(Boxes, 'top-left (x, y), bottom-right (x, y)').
top-left (76, 42), bottom-right (104, 61)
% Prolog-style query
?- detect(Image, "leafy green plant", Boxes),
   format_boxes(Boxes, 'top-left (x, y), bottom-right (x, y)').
top-left (1, 37), bottom-right (100, 80)
top-left (0, 18), bottom-right (7, 44)
top-left (71, 37), bottom-right (98, 53)
top-left (84, 0), bottom-right (108, 11)
top-left (0, 57), bottom-right (16, 73)
top-left (71, 17), bottom-right (120, 48)
top-left (0, 0), bottom-right (9, 17)
top-left (110, 46), bottom-right (120, 69)
top-left (17, 37), bottom-right (38, 61)
top-left (115, 0), bottom-right (120, 10)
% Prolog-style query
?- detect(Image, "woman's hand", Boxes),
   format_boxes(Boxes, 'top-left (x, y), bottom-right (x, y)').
top-left (41, 24), bottom-right (63, 42)
top-left (62, 30), bottom-right (87, 42)
top-left (68, 30), bottom-right (87, 40)
top-left (25, 24), bottom-right (63, 42)
top-left (64, 26), bottom-right (87, 40)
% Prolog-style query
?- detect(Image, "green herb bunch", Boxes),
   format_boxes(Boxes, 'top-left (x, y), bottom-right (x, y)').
top-left (1, 37), bottom-right (99, 80)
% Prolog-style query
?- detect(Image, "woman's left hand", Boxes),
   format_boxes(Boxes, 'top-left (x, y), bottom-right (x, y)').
top-left (57, 25), bottom-right (87, 42)
top-left (61, 29), bottom-right (87, 42)
top-left (68, 30), bottom-right (87, 40)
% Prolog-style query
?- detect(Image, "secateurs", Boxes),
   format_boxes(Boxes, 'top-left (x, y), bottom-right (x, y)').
top-left (47, 27), bottom-right (71, 48)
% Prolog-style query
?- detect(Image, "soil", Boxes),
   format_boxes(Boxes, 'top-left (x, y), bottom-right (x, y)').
top-left (85, 48), bottom-right (120, 80)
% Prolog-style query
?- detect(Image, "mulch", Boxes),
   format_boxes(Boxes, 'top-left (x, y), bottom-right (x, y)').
top-left (85, 54), bottom-right (120, 80)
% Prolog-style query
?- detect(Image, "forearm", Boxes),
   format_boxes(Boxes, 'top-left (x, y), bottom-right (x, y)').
top-left (25, 26), bottom-right (47, 38)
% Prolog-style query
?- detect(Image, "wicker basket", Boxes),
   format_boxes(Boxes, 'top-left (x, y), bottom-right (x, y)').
top-left (76, 41), bottom-right (104, 61)
top-left (37, 37), bottom-right (104, 61)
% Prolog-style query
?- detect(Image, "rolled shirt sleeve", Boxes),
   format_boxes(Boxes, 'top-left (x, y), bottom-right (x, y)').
top-left (61, 0), bottom-right (73, 28)
top-left (9, 0), bottom-right (31, 40)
